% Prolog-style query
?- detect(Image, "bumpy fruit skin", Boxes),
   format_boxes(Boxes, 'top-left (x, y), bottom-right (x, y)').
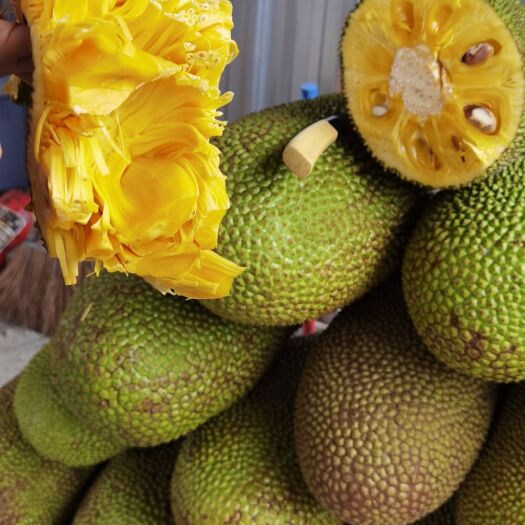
top-left (0, 379), bottom-right (92, 525)
top-left (73, 444), bottom-right (178, 525)
top-left (294, 279), bottom-right (496, 525)
top-left (171, 337), bottom-right (342, 525)
top-left (340, 0), bottom-right (524, 188)
top-left (403, 156), bottom-right (525, 382)
top-left (51, 271), bottom-right (288, 448)
top-left (415, 499), bottom-right (455, 525)
top-left (15, 345), bottom-right (126, 467)
top-left (201, 95), bottom-right (420, 326)
top-left (456, 384), bottom-right (525, 525)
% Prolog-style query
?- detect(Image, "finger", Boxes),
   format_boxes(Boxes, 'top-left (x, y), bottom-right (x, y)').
top-left (0, 20), bottom-right (32, 63)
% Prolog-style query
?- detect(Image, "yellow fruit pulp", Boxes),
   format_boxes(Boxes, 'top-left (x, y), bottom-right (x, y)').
top-left (22, 0), bottom-right (243, 298)
top-left (342, 0), bottom-right (524, 187)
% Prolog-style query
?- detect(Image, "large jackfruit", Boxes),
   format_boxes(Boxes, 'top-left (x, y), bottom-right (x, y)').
top-left (456, 384), bottom-right (525, 525)
top-left (42, 271), bottom-right (287, 449)
top-left (15, 345), bottom-right (125, 467)
top-left (294, 279), bottom-right (496, 525)
top-left (73, 444), bottom-right (178, 525)
top-left (171, 336), bottom-right (341, 525)
top-left (0, 378), bottom-right (92, 524)
top-left (341, 0), bottom-right (524, 187)
top-left (403, 156), bottom-right (525, 382)
top-left (201, 95), bottom-right (421, 326)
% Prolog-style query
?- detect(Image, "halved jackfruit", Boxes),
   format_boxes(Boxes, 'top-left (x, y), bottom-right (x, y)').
top-left (341, 0), bottom-right (524, 187)
top-left (20, 0), bottom-right (243, 298)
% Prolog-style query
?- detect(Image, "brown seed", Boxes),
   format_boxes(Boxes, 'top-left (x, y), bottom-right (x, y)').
top-left (464, 105), bottom-right (497, 134)
top-left (462, 42), bottom-right (495, 66)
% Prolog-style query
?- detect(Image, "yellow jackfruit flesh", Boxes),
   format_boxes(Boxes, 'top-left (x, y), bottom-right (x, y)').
top-left (21, 0), bottom-right (243, 298)
top-left (341, 0), bottom-right (524, 187)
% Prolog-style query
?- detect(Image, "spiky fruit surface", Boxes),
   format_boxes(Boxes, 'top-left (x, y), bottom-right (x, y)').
top-left (201, 95), bottom-right (420, 326)
top-left (416, 499), bottom-right (455, 525)
top-left (15, 345), bottom-right (125, 467)
top-left (0, 379), bottom-right (92, 524)
top-left (403, 156), bottom-right (525, 382)
top-left (456, 384), bottom-right (525, 525)
top-left (50, 271), bottom-right (287, 448)
top-left (341, 0), bottom-right (524, 187)
top-left (73, 444), bottom-right (178, 525)
top-left (171, 337), bottom-right (342, 525)
top-left (294, 280), bottom-right (496, 525)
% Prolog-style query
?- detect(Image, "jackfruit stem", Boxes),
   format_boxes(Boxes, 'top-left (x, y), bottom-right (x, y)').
top-left (283, 118), bottom-right (338, 179)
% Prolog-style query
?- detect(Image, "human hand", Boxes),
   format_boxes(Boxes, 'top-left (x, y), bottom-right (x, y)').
top-left (0, 18), bottom-right (33, 84)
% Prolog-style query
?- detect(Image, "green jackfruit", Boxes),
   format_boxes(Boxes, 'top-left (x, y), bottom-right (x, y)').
top-left (341, 0), bottom-right (524, 188)
top-left (171, 337), bottom-right (342, 525)
top-left (201, 95), bottom-right (420, 326)
top-left (15, 345), bottom-right (125, 467)
top-left (456, 384), bottom-right (525, 524)
top-left (294, 279), bottom-right (496, 525)
top-left (416, 499), bottom-right (455, 525)
top-left (403, 156), bottom-right (525, 382)
top-left (0, 379), bottom-right (92, 524)
top-left (73, 444), bottom-right (178, 525)
top-left (50, 271), bottom-right (287, 448)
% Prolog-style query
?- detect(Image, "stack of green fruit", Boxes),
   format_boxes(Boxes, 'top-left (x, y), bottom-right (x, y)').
top-left (1, 0), bottom-right (524, 523)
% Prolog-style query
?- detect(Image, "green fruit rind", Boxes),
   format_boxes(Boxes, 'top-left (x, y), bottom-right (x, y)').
top-left (14, 345), bottom-right (126, 467)
top-left (0, 379), bottom-right (92, 524)
top-left (73, 444), bottom-right (178, 525)
top-left (294, 280), bottom-right (496, 525)
top-left (51, 271), bottom-right (288, 448)
top-left (201, 95), bottom-right (421, 326)
top-left (402, 156), bottom-right (525, 382)
top-left (455, 384), bottom-right (525, 525)
top-left (172, 337), bottom-right (342, 525)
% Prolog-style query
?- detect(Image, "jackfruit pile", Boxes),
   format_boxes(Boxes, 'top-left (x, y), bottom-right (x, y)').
top-left (1, 0), bottom-right (524, 524)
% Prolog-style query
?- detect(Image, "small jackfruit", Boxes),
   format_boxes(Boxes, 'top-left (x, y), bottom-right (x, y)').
top-left (341, 0), bottom-right (524, 187)
top-left (20, 0), bottom-right (243, 298)
top-left (48, 271), bottom-right (287, 448)
top-left (171, 336), bottom-right (341, 525)
top-left (294, 279), bottom-right (496, 525)
top-left (73, 444), bottom-right (179, 525)
top-left (455, 384), bottom-right (525, 525)
top-left (15, 345), bottom-right (125, 467)
top-left (201, 95), bottom-right (421, 326)
top-left (403, 156), bottom-right (525, 382)
top-left (0, 378), bottom-right (92, 524)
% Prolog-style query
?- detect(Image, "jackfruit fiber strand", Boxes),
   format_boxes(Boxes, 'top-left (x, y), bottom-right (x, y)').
top-left (22, 0), bottom-right (244, 299)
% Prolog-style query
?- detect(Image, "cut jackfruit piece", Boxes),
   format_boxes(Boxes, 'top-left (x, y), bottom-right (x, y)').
top-left (341, 0), bottom-right (524, 187)
top-left (21, 0), bottom-right (243, 298)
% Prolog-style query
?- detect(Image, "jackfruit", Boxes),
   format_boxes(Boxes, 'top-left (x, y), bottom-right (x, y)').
top-left (201, 95), bottom-right (420, 326)
top-left (171, 336), bottom-right (341, 525)
top-left (15, 345), bottom-right (126, 467)
top-left (403, 156), bottom-right (525, 382)
top-left (0, 378), bottom-right (92, 524)
top-left (47, 271), bottom-right (287, 449)
top-left (294, 279), bottom-right (496, 525)
top-left (416, 500), bottom-right (455, 525)
top-left (456, 383), bottom-right (525, 525)
top-left (19, 0), bottom-right (243, 298)
top-left (341, 0), bottom-right (524, 187)
top-left (73, 444), bottom-right (178, 525)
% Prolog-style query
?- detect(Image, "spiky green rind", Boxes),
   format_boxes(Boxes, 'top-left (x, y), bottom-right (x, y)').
top-left (172, 337), bottom-right (342, 525)
top-left (294, 279), bottom-right (496, 525)
top-left (455, 384), bottom-right (525, 525)
top-left (73, 444), bottom-right (178, 525)
top-left (15, 345), bottom-right (126, 467)
top-left (51, 271), bottom-right (288, 448)
top-left (402, 156), bottom-right (525, 382)
top-left (201, 95), bottom-right (420, 326)
top-left (0, 379), bottom-right (92, 524)
top-left (340, 0), bottom-right (525, 187)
